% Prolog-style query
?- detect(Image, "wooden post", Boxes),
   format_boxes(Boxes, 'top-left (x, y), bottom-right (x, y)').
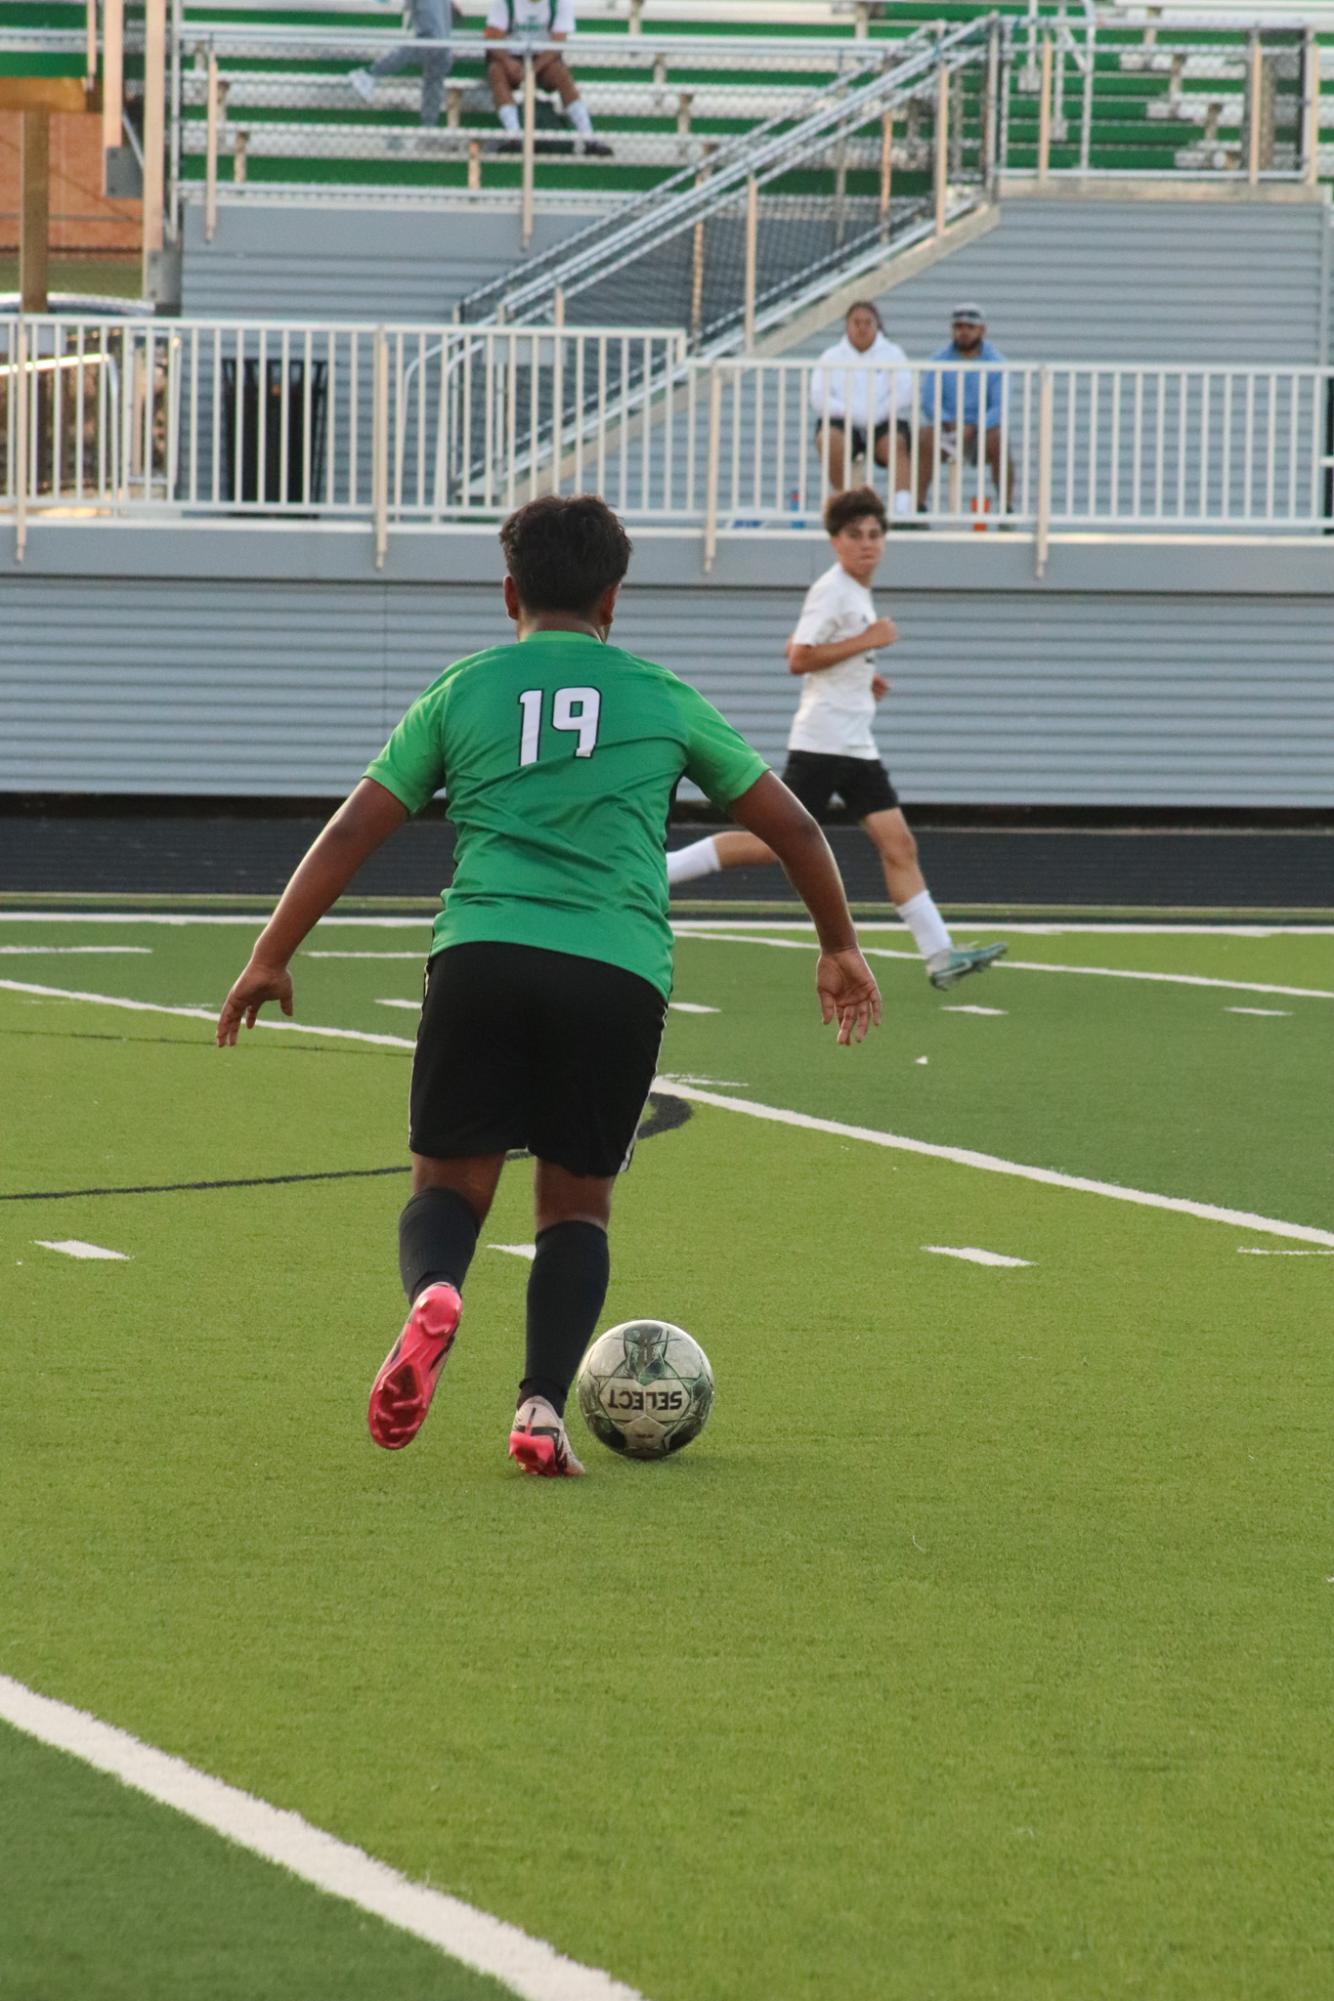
top-left (1037, 37), bottom-right (1053, 186)
top-left (103, 0), bottom-right (124, 168)
top-left (20, 112), bottom-right (50, 313)
top-left (934, 61), bottom-right (949, 234)
top-left (743, 178), bottom-right (758, 349)
top-left (878, 108), bottom-right (893, 241)
top-left (85, 0), bottom-right (97, 85)
top-left (142, 0), bottom-right (167, 295)
top-left (521, 51), bottom-right (536, 250)
top-left (205, 49), bottom-right (220, 243)
top-left (1247, 33), bottom-right (1262, 186)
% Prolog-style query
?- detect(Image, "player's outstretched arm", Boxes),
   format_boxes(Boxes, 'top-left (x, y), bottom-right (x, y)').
top-left (729, 772), bottom-right (881, 1046)
top-left (216, 779), bottom-right (408, 1047)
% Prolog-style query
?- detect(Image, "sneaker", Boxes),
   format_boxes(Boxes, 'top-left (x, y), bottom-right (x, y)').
top-left (367, 1282), bottom-right (461, 1450)
top-left (508, 1396), bottom-right (585, 1478)
top-left (580, 137), bottom-right (613, 157)
top-left (348, 67), bottom-right (376, 104)
top-left (928, 942), bottom-right (1008, 991)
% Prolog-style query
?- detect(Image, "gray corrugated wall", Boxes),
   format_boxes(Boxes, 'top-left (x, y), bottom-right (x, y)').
top-left (3, 578), bottom-right (1330, 805)
top-left (180, 203), bottom-right (598, 321)
top-left (789, 199), bottom-right (1330, 365)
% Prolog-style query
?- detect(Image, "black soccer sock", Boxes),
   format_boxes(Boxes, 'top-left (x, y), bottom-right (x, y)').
top-left (398, 1187), bottom-right (479, 1304)
top-left (519, 1220), bottom-right (610, 1417)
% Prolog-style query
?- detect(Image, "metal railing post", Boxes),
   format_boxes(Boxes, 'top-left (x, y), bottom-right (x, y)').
top-left (521, 50), bottom-right (536, 251)
top-left (1037, 36), bottom-right (1053, 187)
top-left (1035, 362), bottom-right (1052, 579)
top-left (690, 166), bottom-right (708, 348)
top-left (1303, 29), bottom-right (1320, 191)
top-left (703, 364), bottom-right (722, 572)
top-left (1247, 33), bottom-right (1262, 187)
top-left (205, 47), bottom-right (220, 243)
top-left (878, 107), bottom-right (894, 240)
top-left (1080, 15), bottom-right (1094, 176)
top-left (142, 0), bottom-right (167, 296)
top-left (743, 178), bottom-right (758, 349)
top-left (14, 317), bottom-right (29, 563)
top-left (102, 0), bottom-right (124, 169)
top-left (982, 21), bottom-right (999, 194)
top-left (934, 59), bottom-right (949, 234)
top-left (372, 327), bottom-right (389, 568)
top-left (84, 0), bottom-right (97, 84)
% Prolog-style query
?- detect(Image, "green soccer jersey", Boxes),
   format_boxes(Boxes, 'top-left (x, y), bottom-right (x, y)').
top-left (364, 629), bottom-right (768, 998)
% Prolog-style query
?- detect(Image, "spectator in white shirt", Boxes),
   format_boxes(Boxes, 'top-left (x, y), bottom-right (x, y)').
top-left (485, 0), bottom-right (610, 156)
top-left (810, 301), bottom-right (915, 521)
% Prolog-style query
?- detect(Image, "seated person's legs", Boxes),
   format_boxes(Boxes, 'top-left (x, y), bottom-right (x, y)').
top-left (487, 47), bottom-right (522, 108)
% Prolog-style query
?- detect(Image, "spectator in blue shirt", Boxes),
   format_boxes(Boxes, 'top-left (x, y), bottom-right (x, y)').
top-left (916, 303), bottom-right (1012, 516)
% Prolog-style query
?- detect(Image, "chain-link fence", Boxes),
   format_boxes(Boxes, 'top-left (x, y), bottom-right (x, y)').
top-left (459, 20), bottom-right (999, 345)
top-left (1007, 19), bottom-right (1319, 182)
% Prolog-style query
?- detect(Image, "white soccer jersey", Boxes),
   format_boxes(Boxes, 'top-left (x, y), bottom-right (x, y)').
top-left (486, 0), bottom-right (576, 35)
top-left (787, 562), bottom-right (880, 758)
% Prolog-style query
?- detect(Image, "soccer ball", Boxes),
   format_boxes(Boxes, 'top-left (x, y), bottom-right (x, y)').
top-left (575, 1320), bottom-right (714, 1460)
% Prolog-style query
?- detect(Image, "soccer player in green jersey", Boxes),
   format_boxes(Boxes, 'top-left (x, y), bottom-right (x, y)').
top-left (217, 496), bottom-right (880, 1478)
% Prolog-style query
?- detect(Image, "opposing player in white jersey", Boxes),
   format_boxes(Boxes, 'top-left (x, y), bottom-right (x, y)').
top-left (667, 487), bottom-right (1006, 991)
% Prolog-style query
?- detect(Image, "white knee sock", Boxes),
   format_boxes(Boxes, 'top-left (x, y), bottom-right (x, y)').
top-left (897, 888), bottom-right (952, 968)
top-left (498, 102), bottom-right (520, 134)
top-left (566, 98), bottom-right (594, 137)
top-left (666, 836), bottom-right (721, 886)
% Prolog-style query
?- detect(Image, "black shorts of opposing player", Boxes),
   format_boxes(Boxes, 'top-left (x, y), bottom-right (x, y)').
top-left (409, 941), bottom-right (667, 1178)
top-left (781, 750), bottom-right (898, 821)
top-left (811, 418), bottom-right (911, 455)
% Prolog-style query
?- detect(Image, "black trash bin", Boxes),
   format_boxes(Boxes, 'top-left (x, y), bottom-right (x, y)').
top-left (221, 357), bottom-right (328, 507)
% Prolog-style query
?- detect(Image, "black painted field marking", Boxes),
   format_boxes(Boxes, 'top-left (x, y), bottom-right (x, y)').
top-left (1, 1096), bottom-right (691, 1204)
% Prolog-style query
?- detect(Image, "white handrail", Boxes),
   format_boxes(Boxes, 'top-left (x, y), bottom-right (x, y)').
top-left (5, 318), bottom-right (1333, 571)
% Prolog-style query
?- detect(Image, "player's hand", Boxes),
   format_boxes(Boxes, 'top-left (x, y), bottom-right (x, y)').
top-left (817, 949), bottom-right (882, 1047)
top-left (864, 619), bottom-right (896, 651)
top-left (216, 958), bottom-right (294, 1047)
top-left (871, 674), bottom-right (891, 700)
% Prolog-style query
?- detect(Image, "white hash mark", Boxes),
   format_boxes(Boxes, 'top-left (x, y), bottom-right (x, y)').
top-left (921, 1246), bottom-right (1032, 1268)
top-left (34, 1240), bottom-right (129, 1262)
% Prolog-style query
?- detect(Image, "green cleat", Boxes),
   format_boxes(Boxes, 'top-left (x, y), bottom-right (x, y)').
top-left (928, 942), bottom-right (1008, 991)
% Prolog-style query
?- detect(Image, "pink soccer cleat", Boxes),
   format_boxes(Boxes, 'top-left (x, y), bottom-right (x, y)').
top-left (508, 1396), bottom-right (585, 1478)
top-left (367, 1283), bottom-right (461, 1450)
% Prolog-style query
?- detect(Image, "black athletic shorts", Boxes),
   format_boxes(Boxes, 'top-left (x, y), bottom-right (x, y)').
top-left (812, 418), bottom-right (911, 455)
top-left (781, 749), bottom-right (899, 820)
top-left (409, 942), bottom-right (667, 1178)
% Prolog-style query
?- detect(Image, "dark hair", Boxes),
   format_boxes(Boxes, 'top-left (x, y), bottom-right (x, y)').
top-left (844, 300), bottom-right (883, 329)
top-left (823, 485), bottom-right (887, 537)
top-left (499, 493), bottom-right (633, 614)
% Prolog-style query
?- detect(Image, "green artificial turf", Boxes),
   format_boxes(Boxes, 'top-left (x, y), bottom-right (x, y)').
top-left (1, 922), bottom-right (1330, 2001)
top-left (0, 1726), bottom-right (517, 2001)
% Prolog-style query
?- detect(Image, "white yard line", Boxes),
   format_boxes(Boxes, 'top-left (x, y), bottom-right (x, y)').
top-left (1237, 1247), bottom-right (1334, 1257)
top-left (0, 1674), bottom-right (646, 2001)
top-left (668, 1002), bottom-right (719, 1015)
top-left (376, 999), bottom-right (421, 1012)
top-left (34, 1239), bottom-right (129, 1261)
top-left (1226, 1007), bottom-right (1291, 1018)
top-left (307, 950), bottom-right (425, 960)
top-left (0, 945), bottom-right (153, 956)
top-left (922, 1246), bottom-right (1031, 1268)
top-left (0, 981), bottom-right (417, 1051)
top-left (672, 921), bottom-right (1334, 938)
top-left (942, 1005), bottom-right (1007, 1016)
top-left (657, 1080), bottom-right (1334, 1250)
top-left (6, 980), bottom-right (1331, 1250)
top-left (673, 931), bottom-right (1334, 1002)
top-left (490, 1243), bottom-right (537, 1262)
top-left (0, 914), bottom-right (430, 928)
